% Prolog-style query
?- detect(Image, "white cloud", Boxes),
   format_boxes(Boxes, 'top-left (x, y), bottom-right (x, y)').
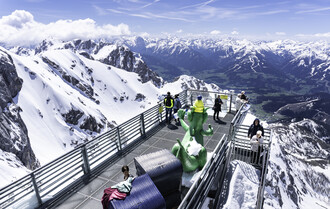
top-left (176, 29), bottom-right (183, 33)
top-left (296, 7), bottom-right (330, 14)
top-left (275, 32), bottom-right (286, 36)
top-left (0, 10), bottom-right (131, 47)
top-left (210, 30), bottom-right (221, 35)
top-left (0, 10), bottom-right (34, 28)
top-left (296, 32), bottom-right (330, 38)
top-left (231, 31), bottom-right (239, 35)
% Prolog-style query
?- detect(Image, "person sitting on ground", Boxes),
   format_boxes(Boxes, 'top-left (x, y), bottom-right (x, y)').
top-left (164, 92), bottom-right (174, 124)
top-left (213, 94), bottom-right (223, 121)
top-left (173, 94), bottom-right (182, 123)
top-left (250, 130), bottom-right (264, 164)
top-left (248, 118), bottom-right (264, 139)
top-left (240, 91), bottom-right (248, 103)
top-left (101, 166), bottom-right (134, 209)
top-left (121, 165), bottom-right (134, 180)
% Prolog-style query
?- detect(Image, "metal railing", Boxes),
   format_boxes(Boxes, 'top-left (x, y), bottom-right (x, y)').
top-left (0, 88), bottom-right (271, 209)
top-left (0, 90), bottom-right (192, 209)
top-left (230, 124), bottom-right (271, 167)
top-left (187, 89), bottom-right (235, 112)
top-left (178, 100), bottom-right (249, 209)
top-left (256, 130), bottom-right (273, 209)
top-left (205, 101), bottom-right (273, 209)
top-left (178, 135), bottom-right (228, 209)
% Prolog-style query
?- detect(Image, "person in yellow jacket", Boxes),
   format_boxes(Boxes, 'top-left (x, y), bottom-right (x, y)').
top-left (164, 92), bottom-right (174, 124)
top-left (193, 95), bottom-right (204, 113)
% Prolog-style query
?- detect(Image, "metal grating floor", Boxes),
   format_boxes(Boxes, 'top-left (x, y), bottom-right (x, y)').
top-left (52, 113), bottom-right (235, 209)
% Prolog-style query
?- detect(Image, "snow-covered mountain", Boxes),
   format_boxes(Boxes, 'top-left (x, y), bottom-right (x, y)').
top-left (121, 37), bottom-right (330, 93)
top-left (1, 37), bottom-right (329, 209)
top-left (0, 40), bottom-right (220, 187)
top-left (265, 119), bottom-right (329, 209)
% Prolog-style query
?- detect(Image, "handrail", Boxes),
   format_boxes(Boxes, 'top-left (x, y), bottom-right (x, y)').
top-left (178, 134), bottom-right (228, 209)
top-left (0, 88), bottom-right (271, 209)
top-left (0, 89), bottom-right (188, 208)
top-left (256, 129), bottom-right (273, 209)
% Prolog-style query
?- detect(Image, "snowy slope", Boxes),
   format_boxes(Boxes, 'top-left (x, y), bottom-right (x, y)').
top-left (232, 111), bottom-right (329, 209)
top-left (0, 44), bottom-right (220, 187)
top-left (222, 160), bottom-right (260, 209)
top-left (264, 119), bottom-right (330, 209)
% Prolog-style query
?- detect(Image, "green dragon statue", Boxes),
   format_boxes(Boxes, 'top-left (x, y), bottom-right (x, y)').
top-left (171, 97), bottom-right (213, 172)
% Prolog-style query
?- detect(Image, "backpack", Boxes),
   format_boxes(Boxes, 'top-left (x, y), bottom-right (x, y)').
top-left (176, 99), bottom-right (182, 109)
top-left (165, 97), bottom-right (172, 107)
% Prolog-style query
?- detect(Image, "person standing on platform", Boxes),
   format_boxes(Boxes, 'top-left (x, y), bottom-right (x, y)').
top-left (164, 92), bottom-right (174, 124)
top-left (248, 118), bottom-right (264, 139)
top-left (250, 131), bottom-right (264, 164)
top-left (173, 94), bottom-right (182, 123)
top-left (240, 91), bottom-right (248, 103)
top-left (213, 94), bottom-right (223, 121)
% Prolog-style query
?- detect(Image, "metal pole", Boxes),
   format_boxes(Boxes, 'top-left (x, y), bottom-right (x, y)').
top-left (140, 113), bottom-right (145, 136)
top-left (184, 89), bottom-right (188, 106)
top-left (158, 103), bottom-right (162, 123)
top-left (31, 173), bottom-right (42, 206)
top-left (229, 94), bottom-right (232, 113)
top-left (81, 145), bottom-right (90, 175)
top-left (116, 127), bottom-right (122, 151)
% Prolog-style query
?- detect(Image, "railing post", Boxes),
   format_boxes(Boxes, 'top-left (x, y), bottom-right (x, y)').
top-left (81, 145), bottom-right (90, 175)
top-left (190, 93), bottom-right (193, 106)
top-left (158, 103), bottom-right (163, 123)
top-left (117, 127), bottom-right (122, 151)
top-left (229, 94), bottom-right (232, 113)
top-left (31, 173), bottom-right (42, 206)
top-left (140, 113), bottom-right (145, 136)
top-left (184, 89), bottom-right (188, 106)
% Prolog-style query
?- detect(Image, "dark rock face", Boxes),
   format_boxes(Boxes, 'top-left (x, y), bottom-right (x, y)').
top-left (0, 52), bottom-right (22, 109)
top-left (98, 45), bottom-right (163, 87)
top-left (42, 56), bottom-right (94, 99)
top-left (0, 49), bottom-right (40, 170)
top-left (62, 108), bottom-right (106, 134)
top-left (61, 109), bottom-right (84, 125)
top-left (265, 120), bottom-right (330, 208)
top-left (135, 93), bottom-right (146, 102)
top-left (79, 116), bottom-right (103, 133)
top-left (35, 40), bottom-right (54, 54)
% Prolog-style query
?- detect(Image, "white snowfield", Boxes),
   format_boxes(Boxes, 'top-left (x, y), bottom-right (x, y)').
top-left (222, 160), bottom-right (260, 209)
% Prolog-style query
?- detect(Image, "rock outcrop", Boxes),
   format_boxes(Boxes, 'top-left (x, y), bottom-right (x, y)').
top-left (0, 49), bottom-right (40, 170)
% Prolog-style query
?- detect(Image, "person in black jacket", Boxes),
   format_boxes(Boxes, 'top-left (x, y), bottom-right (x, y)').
top-left (213, 95), bottom-right (223, 121)
top-left (164, 92), bottom-right (174, 124)
top-left (248, 118), bottom-right (264, 138)
top-left (240, 91), bottom-right (248, 102)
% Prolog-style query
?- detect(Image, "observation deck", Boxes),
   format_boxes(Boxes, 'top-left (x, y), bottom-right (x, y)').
top-left (0, 90), bottom-right (272, 209)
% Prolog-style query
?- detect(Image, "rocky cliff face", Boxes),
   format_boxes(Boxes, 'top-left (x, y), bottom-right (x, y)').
top-left (0, 49), bottom-right (39, 170)
top-left (32, 39), bottom-right (164, 88)
top-left (265, 119), bottom-right (329, 208)
top-left (97, 45), bottom-right (163, 87)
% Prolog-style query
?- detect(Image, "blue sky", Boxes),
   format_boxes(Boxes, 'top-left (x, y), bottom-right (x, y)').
top-left (0, 0), bottom-right (329, 45)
